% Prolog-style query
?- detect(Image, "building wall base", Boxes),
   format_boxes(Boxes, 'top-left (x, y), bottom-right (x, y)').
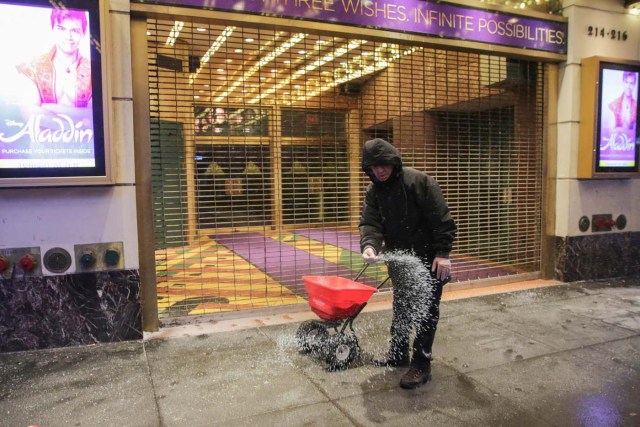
top-left (0, 270), bottom-right (141, 353)
top-left (555, 232), bottom-right (640, 282)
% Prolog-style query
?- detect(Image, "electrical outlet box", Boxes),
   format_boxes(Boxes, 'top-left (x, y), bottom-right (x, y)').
top-left (42, 246), bottom-right (74, 275)
top-left (74, 242), bottom-right (124, 272)
top-left (0, 247), bottom-right (42, 279)
top-left (592, 214), bottom-right (614, 232)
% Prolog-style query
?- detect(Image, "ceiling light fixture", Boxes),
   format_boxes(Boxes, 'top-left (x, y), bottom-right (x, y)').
top-left (292, 44), bottom-right (419, 104)
top-left (189, 26), bottom-right (235, 84)
top-left (165, 21), bottom-right (184, 46)
top-left (625, 0), bottom-right (640, 14)
top-left (250, 39), bottom-right (365, 104)
top-left (213, 33), bottom-right (307, 102)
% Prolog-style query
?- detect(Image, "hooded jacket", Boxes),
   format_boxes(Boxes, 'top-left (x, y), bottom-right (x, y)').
top-left (359, 138), bottom-right (456, 259)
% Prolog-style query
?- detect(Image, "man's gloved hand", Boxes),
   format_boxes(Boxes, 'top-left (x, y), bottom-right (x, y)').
top-left (362, 247), bottom-right (379, 264)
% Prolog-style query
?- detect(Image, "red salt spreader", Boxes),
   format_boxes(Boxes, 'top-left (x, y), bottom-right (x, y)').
top-left (296, 264), bottom-right (389, 370)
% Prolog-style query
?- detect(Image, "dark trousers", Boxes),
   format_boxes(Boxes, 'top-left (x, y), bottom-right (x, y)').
top-left (387, 258), bottom-right (444, 368)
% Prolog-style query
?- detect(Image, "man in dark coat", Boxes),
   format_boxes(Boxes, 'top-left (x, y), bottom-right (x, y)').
top-left (359, 138), bottom-right (457, 389)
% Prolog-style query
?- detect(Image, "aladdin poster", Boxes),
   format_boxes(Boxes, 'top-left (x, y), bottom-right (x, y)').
top-left (598, 68), bottom-right (638, 169)
top-left (0, 3), bottom-right (95, 169)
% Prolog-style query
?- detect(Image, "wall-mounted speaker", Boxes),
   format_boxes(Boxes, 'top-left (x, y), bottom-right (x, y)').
top-left (156, 54), bottom-right (183, 72)
top-left (340, 82), bottom-right (362, 96)
top-left (189, 55), bottom-right (201, 73)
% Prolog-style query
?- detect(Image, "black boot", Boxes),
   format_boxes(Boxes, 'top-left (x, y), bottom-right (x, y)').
top-left (400, 327), bottom-right (435, 388)
top-left (399, 360), bottom-right (431, 389)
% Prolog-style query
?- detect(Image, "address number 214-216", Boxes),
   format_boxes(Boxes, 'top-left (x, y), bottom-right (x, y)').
top-left (587, 26), bottom-right (628, 41)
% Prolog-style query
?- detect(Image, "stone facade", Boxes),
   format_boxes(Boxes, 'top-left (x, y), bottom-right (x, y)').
top-left (555, 232), bottom-right (640, 283)
top-left (0, 271), bottom-right (141, 353)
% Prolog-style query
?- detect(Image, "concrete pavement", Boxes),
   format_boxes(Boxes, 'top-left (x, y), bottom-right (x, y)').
top-left (1, 278), bottom-right (639, 426)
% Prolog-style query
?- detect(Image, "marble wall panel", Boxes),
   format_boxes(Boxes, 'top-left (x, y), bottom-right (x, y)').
top-left (555, 232), bottom-right (640, 282)
top-left (0, 270), bottom-right (141, 353)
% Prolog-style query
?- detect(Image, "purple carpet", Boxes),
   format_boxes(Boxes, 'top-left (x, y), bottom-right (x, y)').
top-left (293, 228), bottom-right (361, 252)
top-left (212, 232), bottom-right (366, 297)
top-left (293, 228), bottom-right (517, 283)
top-left (214, 231), bottom-right (519, 296)
top-left (292, 228), bottom-right (380, 287)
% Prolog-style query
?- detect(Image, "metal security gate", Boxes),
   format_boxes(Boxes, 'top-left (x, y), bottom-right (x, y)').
top-left (146, 18), bottom-right (544, 319)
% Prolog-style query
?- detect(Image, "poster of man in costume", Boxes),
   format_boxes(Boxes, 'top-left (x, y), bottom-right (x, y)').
top-left (0, 4), bottom-right (95, 169)
top-left (598, 68), bottom-right (638, 169)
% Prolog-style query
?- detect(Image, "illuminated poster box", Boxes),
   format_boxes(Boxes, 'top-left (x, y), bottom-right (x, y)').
top-left (0, 0), bottom-right (111, 187)
top-left (579, 57), bottom-right (640, 178)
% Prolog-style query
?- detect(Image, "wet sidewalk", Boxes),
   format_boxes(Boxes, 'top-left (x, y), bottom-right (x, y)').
top-left (1, 278), bottom-right (639, 426)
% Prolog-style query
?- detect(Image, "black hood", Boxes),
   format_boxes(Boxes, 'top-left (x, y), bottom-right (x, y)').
top-left (361, 138), bottom-right (403, 182)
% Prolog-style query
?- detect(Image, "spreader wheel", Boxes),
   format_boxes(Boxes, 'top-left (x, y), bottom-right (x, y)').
top-left (324, 334), bottom-right (360, 371)
top-left (296, 320), bottom-right (329, 354)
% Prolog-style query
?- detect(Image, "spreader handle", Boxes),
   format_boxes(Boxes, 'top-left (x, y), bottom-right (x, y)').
top-left (352, 263), bottom-right (369, 282)
top-left (354, 264), bottom-right (390, 290)
top-left (375, 276), bottom-right (391, 290)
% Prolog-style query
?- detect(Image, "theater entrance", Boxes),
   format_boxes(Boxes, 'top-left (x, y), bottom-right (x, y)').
top-left (141, 18), bottom-right (545, 319)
